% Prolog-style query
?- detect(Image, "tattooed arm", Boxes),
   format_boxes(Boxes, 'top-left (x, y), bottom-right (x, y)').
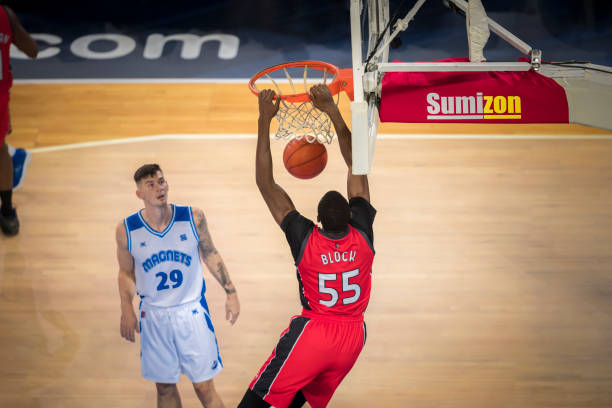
top-left (193, 207), bottom-right (240, 324)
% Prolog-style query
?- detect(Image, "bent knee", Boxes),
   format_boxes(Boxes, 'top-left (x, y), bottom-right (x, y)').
top-left (238, 389), bottom-right (271, 408)
top-left (193, 380), bottom-right (217, 398)
top-left (156, 382), bottom-right (177, 395)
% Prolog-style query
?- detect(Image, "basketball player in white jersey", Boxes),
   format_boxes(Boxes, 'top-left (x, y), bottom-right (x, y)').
top-left (117, 163), bottom-right (240, 408)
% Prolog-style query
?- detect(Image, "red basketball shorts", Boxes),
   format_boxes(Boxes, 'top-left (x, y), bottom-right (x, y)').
top-left (0, 91), bottom-right (9, 143)
top-left (248, 312), bottom-right (367, 408)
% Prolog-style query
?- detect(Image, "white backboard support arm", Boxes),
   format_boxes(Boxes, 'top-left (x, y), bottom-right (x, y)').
top-left (350, 0), bottom-right (390, 175)
top-left (350, 0), bottom-right (370, 175)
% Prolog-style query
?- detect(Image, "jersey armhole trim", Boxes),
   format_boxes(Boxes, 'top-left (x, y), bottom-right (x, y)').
top-left (354, 226), bottom-right (375, 255)
top-left (188, 207), bottom-right (201, 242)
top-left (295, 228), bottom-right (313, 266)
top-left (123, 218), bottom-right (132, 253)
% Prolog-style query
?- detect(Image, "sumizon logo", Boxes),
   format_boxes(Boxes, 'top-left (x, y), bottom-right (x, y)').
top-left (426, 92), bottom-right (522, 120)
top-left (10, 33), bottom-right (240, 60)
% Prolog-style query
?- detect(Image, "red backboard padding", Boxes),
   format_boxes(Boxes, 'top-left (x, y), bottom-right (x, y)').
top-left (379, 58), bottom-right (569, 124)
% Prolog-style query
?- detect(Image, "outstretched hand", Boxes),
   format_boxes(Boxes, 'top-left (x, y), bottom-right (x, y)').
top-left (259, 89), bottom-right (281, 121)
top-left (309, 84), bottom-right (337, 115)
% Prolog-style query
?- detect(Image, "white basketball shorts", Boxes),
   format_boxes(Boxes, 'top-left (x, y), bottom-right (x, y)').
top-left (139, 298), bottom-right (223, 383)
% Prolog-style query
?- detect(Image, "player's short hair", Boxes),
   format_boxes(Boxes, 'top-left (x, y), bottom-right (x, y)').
top-left (317, 190), bottom-right (350, 233)
top-left (134, 163), bottom-right (162, 183)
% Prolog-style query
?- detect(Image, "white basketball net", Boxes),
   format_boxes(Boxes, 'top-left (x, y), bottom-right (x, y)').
top-left (253, 65), bottom-right (341, 144)
top-left (275, 96), bottom-right (340, 144)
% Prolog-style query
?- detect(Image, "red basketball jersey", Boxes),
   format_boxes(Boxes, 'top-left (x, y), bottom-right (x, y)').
top-left (0, 6), bottom-right (13, 91)
top-left (297, 225), bottom-right (374, 317)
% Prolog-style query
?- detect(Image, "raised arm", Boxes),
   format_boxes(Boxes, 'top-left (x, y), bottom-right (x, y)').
top-left (116, 222), bottom-right (138, 342)
top-left (193, 207), bottom-right (240, 325)
top-left (255, 89), bottom-right (297, 224)
top-left (5, 6), bottom-right (38, 59)
top-left (310, 84), bottom-right (370, 202)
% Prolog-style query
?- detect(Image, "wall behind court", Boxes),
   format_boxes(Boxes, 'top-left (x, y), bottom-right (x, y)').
top-left (6, 0), bottom-right (612, 79)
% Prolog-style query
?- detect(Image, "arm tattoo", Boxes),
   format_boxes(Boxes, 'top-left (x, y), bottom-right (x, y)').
top-left (197, 210), bottom-right (218, 258)
top-left (199, 237), bottom-right (218, 258)
top-left (216, 262), bottom-right (230, 286)
top-left (196, 209), bottom-right (234, 294)
top-left (215, 262), bottom-right (235, 294)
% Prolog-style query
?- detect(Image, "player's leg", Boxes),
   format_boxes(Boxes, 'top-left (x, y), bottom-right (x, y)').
top-left (156, 382), bottom-right (182, 408)
top-left (241, 316), bottom-right (329, 408)
top-left (0, 139), bottom-right (18, 236)
top-left (300, 321), bottom-right (367, 408)
top-left (4, 105), bottom-right (31, 190)
top-left (192, 379), bottom-right (224, 408)
top-left (0, 92), bottom-right (18, 236)
top-left (0, 140), bottom-right (12, 194)
top-left (140, 307), bottom-right (182, 406)
top-left (237, 388), bottom-right (271, 408)
top-left (176, 301), bottom-right (223, 375)
top-left (175, 301), bottom-right (224, 406)
top-left (237, 388), bottom-right (305, 408)
top-left (301, 370), bottom-right (345, 408)
top-left (288, 390), bottom-right (307, 408)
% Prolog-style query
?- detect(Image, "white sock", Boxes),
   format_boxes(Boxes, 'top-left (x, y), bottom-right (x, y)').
top-left (7, 145), bottom-right (15, 156)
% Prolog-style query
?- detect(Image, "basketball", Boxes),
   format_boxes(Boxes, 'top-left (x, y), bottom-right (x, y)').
top-left (283, 138), bottom-right (328, 179)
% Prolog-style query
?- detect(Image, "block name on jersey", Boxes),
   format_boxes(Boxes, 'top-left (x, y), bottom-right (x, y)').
top-left (142, 249), bottom-right (192, 273)
top-left (320, 250), bottom-right (357, 265)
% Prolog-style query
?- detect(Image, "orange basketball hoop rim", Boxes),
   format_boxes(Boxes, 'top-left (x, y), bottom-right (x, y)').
top-left (248, 60), bottom-right (354, 102)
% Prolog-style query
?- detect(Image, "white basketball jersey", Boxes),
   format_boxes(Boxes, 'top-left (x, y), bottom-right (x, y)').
top-left (124, 205), bottom-right (206, 308)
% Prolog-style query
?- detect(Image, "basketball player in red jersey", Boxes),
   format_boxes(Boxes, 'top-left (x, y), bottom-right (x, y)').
top-left (0, 5), bottom-right (37, 236)
top-left (238, 84), bottom-right (376, 408)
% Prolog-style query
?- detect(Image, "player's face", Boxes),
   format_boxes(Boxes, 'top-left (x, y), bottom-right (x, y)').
top-left (137, 171), bottom-right (169, 206)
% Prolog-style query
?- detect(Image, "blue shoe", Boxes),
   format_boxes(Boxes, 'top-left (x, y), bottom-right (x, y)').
top-left (12, 148), bottom-right (32, 190)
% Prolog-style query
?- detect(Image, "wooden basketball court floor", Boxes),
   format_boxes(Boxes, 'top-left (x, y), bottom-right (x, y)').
top-left (1, 83), bottom-right (612, 407)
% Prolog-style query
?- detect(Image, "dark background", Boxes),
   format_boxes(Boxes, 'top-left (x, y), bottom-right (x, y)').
top-left (6, 0), bottom-right (612, 79)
